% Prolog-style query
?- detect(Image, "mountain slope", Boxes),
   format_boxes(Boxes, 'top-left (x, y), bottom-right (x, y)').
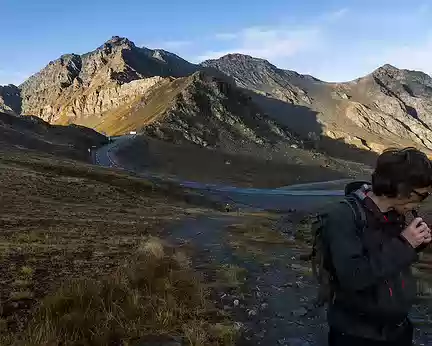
top-left (339, 65), bottom-right (432, 149)
top-left (84, 71), bottom-right (296, 152)
top-left (201, 53), bottom-right (316, 104)
top-left (1, 37), bottom-right (303, 161)
top-left (4, 36), bottom-right (432, 161)
top-left (18, 36), bottom-right (199, 124)
top-left (202, 55), bottom-right (432, 153)
top-left (0, 111), bottom-right (106, 160)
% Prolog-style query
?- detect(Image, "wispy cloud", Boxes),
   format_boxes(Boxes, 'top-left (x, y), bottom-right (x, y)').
top-left (187, 4), bottom-right (432, 81)
top-left (194, 7), bottom-right (348, 64)
top-left (196, 26), bottom-right (322, 62)
top-left (326, 8), bottom-right (349, 21)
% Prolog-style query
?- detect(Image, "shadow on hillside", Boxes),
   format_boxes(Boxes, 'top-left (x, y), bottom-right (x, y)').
top-left (115, 135), bottom-right (354, 189)
top-left (249, 92), bottom-right (379, 166)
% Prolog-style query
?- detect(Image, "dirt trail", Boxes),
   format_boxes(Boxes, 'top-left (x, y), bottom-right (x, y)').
top-left (165, 213), bottom-right (432, 346)
top-left (166, 214), bottom-right (326, 345)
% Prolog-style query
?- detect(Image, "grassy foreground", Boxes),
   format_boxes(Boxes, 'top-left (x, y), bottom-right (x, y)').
top-left (0, 149), bottom-right (237, 345)
top-left (3, 238), bottom-right (237, 346)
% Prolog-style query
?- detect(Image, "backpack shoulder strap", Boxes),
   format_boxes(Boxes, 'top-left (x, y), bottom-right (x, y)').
top-left (340, 196), bottom-right (367, 235)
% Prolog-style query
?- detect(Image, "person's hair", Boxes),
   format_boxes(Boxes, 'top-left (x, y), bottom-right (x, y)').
top-left (372, 147), bottom-right (432, 198)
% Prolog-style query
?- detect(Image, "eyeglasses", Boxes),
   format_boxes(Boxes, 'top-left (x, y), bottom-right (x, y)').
top-left (412, 190), bottom-right (431, 201)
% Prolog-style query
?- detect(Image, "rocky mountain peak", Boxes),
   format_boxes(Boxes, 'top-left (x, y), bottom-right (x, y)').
top-left (372, 64), bottom-right (432, 83)
top-left (362, 63), bottom-right (432, 98)
top-left (204, 53), bottom-right (274, 69)
top-left (375, 63), bottom-right (398, 73)
top-left (201, 53), bottom-right (314, 110)
top-left (16, 36), bottom-right (200, 122)
top-left (101, 36), bottom-right (135, 50)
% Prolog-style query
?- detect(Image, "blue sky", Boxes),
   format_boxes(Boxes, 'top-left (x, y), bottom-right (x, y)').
top-left (1, 0), bottom-right (431, 84)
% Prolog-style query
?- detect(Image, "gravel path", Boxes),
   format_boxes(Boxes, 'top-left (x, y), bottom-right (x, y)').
top-left (165, 214), bottom-right (432, 346)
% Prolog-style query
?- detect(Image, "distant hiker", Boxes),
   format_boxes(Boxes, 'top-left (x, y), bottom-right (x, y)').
top-left (312, 147), bottom-right (432, 346)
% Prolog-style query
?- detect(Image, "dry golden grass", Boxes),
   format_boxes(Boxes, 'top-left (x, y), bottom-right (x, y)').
top-left (223, 215), bottom-right (296, 264)
top-left (223, 213), bottom-right (315, 266)
top-left (226, 218), bottom-right (290, 245)
top-left (4, 238), bottom-right (238, 346)
top-left (0, 149), bottom-right (223, 340)
top-left (79, 77), bottom-right (190, 136)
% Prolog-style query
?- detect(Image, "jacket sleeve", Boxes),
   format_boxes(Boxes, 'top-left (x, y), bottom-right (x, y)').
top-left (323, 203), bottom-right (418, 291)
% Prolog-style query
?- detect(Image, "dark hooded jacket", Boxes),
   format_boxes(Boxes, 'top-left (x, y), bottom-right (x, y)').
top-left (324, 182), bottom-right (418, 341)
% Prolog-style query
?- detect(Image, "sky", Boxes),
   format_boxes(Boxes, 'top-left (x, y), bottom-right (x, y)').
top-left (1, 0), bottom-right (432, 85)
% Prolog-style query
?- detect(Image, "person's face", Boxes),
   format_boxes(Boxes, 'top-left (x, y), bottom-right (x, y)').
top-left (392, 186), bottom-right (432, 214)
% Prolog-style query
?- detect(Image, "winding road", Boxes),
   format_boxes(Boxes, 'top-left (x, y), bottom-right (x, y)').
top-left (93, 136), bottom-right (346, 212)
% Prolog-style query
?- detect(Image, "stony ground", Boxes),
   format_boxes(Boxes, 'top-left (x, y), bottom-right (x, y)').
top-left (165, 211), bottom-right (432, 346)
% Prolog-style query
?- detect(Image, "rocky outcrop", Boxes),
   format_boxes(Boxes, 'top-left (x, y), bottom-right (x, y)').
top-left (142, 71), bottom-right (295, 150)
top-left (0, 85), bottom-right (21, 115)
top-left (41, 76), bottom-right (164, 124)
top-left (19, 36), bottom-right (198, 124)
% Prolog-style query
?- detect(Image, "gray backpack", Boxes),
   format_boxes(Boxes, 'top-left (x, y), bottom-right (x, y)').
top-left (310, 195), bottom-right (367, 306)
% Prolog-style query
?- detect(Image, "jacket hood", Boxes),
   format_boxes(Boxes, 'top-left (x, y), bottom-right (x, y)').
top-left (344, 181), bottom-right (371, 196)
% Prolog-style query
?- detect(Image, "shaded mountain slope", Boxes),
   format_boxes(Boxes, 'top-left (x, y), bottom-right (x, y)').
top-left (0, 111), bottom-right (106, 160)
top-left (115, 135), bottom-right (371, 188)
top-left (202, 54), bottom-right (432, 154)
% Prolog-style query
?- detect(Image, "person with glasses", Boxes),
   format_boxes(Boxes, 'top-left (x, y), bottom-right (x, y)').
top-left (322, 147), bottom-right (432, 346)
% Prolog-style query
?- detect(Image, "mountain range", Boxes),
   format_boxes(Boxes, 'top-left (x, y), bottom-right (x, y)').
top-left (2, 35), bottom-right (432, 160)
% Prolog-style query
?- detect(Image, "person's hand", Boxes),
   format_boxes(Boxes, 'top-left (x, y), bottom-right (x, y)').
top-left (422, 224), bottom-right (432, 244)
top-left (401, 218), bottom-right (430, 248)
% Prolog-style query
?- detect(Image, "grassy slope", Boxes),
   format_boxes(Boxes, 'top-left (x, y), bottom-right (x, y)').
top-left (78, 77), bottom-right (188, 136)
top-left (0, 149), bottom-right (236, 345)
